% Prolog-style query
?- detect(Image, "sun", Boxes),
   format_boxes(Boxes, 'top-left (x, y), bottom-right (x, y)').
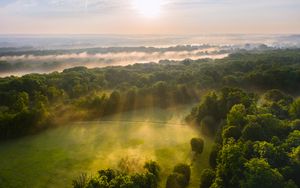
top-left (132, 0), bottom-right (163, 18)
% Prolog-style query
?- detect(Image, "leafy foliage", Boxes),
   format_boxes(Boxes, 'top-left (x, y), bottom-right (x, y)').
top-left (166, 163), bottom-right (191, 188)
top-left (192, 87), bottom-right (300, 188)
top-left (72, 161), bottom-right (160, 188)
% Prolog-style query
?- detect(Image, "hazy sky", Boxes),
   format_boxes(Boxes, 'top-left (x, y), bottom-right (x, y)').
top-left (0, 0), bottom-right (299, 34)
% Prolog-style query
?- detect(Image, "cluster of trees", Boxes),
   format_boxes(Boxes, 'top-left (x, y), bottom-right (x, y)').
top-left (72, 160), bottom-right (193, 188)
top-left (186, 87), bottom-right (256, 135)
top-left (189, 88), bottom-right (300, 188)
top-left (0, 89), bottom-right (53, 139)
top-left (72, 161), bottom-right (160, 188)
top-left (73, 82), bottom-right (196, 120)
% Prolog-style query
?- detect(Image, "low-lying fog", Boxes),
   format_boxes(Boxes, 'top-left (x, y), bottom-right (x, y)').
top-left (0, 34), bottom-right (299, 77)
top-left (0, 45), bottom-right (229, 77)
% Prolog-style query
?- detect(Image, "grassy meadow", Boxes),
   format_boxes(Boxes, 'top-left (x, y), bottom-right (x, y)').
top-left (0, 105), bottom-right (213, 188)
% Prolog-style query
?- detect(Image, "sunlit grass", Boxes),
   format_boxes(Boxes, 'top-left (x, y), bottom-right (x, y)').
top-left (0, 105), bottom-right (213, 188)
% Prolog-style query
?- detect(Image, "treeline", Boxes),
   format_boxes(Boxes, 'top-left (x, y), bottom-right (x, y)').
top-left (187, 88), bottom-right (300, 188)
top-left (0, 65), bottom-right (198, 140)
top-left (72, 161), bottom-right (161, 188)
top-left (1, 49), bottom-right (300, 140)
top-left (0, 60), bottom-right (63, 73)
top-left (72, 161), bottom-right (193, 188)
top-left (0, 44), bottom-right (215, 56)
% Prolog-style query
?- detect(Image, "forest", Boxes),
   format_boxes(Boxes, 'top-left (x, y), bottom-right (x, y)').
top-left (1, 49), bottom-right (300, 187)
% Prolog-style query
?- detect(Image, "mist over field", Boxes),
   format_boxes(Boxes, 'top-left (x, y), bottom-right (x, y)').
top-left (0, 48), bottom-right (227, 76)
top-left (0, 106), bottom-right (212, 188)
top-left (0, 34), bottom-right (299, 77)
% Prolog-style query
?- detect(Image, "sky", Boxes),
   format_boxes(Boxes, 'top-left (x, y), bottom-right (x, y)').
top-left (0, 0), bottom-right (299, 34)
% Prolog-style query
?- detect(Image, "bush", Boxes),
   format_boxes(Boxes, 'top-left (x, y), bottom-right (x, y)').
top-left (173, 164), bottom-right (191, 187)
top-left (166, 163), bottom-right (191, 188)
top-left (144, 161), bottom-right (160, 180)
top-left (166, 173), bottom-right (185, 188)
top-left (191, 137), bottom-right (204, 154)
top-left (289, 99), bottom-right (300, 119)
top-left (200, 169), bottom-right (216, 188)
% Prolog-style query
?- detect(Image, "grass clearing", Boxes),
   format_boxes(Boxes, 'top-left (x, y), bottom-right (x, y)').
top-left (0, 105), bottom-right (213, 188)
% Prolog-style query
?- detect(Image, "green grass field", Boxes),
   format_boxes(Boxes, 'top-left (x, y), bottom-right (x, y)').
top-left (0, 105), bottom-right (213, 188)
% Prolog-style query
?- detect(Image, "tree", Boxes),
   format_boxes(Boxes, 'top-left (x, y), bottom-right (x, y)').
top-left (75, 161), bottom-right (160, 188)
top-left (166, 163), bottom-right (191, 188)
top-left (109, 174), bottom-right (134, 187)
top-left (12, 92), bottom-right (29, 112)
top-left (242, 122), bottom-right (263, 141)
top-left (242, 114), bottom-right (285, 141)
top-left (290, 146), bottom-right (300, 163)
top-left (125, 88), bottom-right (137, 110)
top-left (264, 89), bottom-right (293, 106)
top-left (213, 139), bottom-right (246, 188)
top-left (284, 130), bottom-right (300, 150)
top-left (166, 173), bottom-right (184, 188)
top-left (200, 169), bottom-right (215, 188)
top-left (284, 180), bottom-right (298, 188)
top-left (289, 98), bottom-right (300, 119)
top-left (222, 126), bottom-right (241, 140)
top-left (131, 172), bottom-right (157, 188)
top-left (191, 138), bottom-right (204, 154)
top-left (290, 119), bottom-right (300, 131)
top-left (227, 104), bottom-right (247, 127)
top-left (152, 81), bottom-right (168, 108)
top-left (144, 161), bottom-right (160, 180)
top-left (253, 141), bottom-right (288, 168)
top-left (261, 90), bottom-right (293, 119)
top-left (46, 86), bottom-right (63, 102)
top-left (196, 92), bottom-right (220, 122)
top-left (241, 158), bottom-right (284, 188)
top-left (104, 91), bottom-right (121, 114)
top-left (218, 87), bottom-right (255, 117)
top-left (173, 163), bottom-right (191, 186)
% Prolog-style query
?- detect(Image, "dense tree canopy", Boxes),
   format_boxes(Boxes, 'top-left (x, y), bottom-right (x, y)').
top-left (192, 86), bottom-right (300, 188)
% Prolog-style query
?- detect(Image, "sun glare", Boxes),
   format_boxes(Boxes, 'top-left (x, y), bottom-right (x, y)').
top-left (132, 0), bottom-right (163, 18)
